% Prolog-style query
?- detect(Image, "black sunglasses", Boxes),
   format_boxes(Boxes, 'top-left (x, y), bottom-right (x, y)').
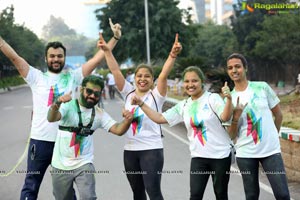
top-left (84, 87), bottom-right (101, 98)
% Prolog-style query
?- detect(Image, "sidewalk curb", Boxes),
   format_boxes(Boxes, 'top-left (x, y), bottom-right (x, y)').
top-left (0, 84), bottom-right (29, 94)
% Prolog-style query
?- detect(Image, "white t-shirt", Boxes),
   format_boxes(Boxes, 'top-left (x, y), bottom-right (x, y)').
top-left (120, 81), bottom-right (165, 150)
top-left (231, 81), bottom-right (281, 158)
top-left (106, 73), bottom-right (115, 85)
top-left (163, 91), bottom-right (232, 159)
top-left (24, 66), bottom-right (83, 141)
top-left (51, 99), bottom-right (116, 170)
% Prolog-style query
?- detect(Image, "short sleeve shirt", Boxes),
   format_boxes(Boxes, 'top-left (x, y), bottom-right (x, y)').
top-left (24, 66), bottom-right (83, 141)
top-left (51, 99), bottom-right (116, 170)
top-left (231, 81), bottom-right (281, 158)
top-left (163, 91), bottom-right (232, 158)
top-left (120, 81), bottom-right (166, 150)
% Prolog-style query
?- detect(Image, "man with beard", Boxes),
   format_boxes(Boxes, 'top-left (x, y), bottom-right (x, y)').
top-left (47, 75), bottom-right (133, 200)
top-left (0, 18), bottom-right (121, 200)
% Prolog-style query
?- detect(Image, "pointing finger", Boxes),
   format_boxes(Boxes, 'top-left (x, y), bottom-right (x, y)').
top-left (224, 81), bottom-right (228, 87)
top-left (174, 33), bottom-right (179, 44)
top-left (109, 18), bottom-right (114, 27)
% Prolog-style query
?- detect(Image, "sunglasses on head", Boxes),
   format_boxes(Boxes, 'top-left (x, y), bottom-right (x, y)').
top-left (84, 87), bottom-right (101, 97)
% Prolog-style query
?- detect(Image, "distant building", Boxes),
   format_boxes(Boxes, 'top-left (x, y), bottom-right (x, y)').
top-left (178, 0), bottom-right (234, 25)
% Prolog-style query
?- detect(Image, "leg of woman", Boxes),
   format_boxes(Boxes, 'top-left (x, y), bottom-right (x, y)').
top-left (190, 157), bottom-right (210, 200)
top-left (140, 149), bottom-right (164, 200)
top-left (260, 153), bottom-right (290, 200)
top-left (211, 155), bottom-right (231, 200)
top-left (124, 150), bottom-right (147, 200)
top-left (236, 157), bottom-right (260, 200)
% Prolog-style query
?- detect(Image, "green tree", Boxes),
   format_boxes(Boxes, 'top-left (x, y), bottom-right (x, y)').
top-left (189, 22), bottom-right (238, 68)
top-left (230, 0), bottom-right (294, 82)
top-left (0, 6), bottom-right (44, 77)
top-left (253, 14), bottom-right (300, 83)
top-left (95, 0), bottom-right (189, 64)
top-left (41, 15), bottom-right (93, 56)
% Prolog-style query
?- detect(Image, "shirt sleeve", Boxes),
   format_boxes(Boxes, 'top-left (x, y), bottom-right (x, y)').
top-left (162, 100), bottom-right (185, 127)
top-left (71, 67), bottom-right (84, 86)
top-left (96, 108), bottom-right (117, 132)
top-left (120, 81), bottom-right (134, 100)
top-left (209, 93), bottom-right (226, 120)
top-left (264, 82), bottom-right (280, 109)
top-left (24, 66), bottom-right (42, 86)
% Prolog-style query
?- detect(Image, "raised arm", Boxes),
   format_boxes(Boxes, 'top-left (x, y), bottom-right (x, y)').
top-left (0, 36), bottom-right (30, 78)
top-left (131, 95), bottom-right (167, 124)
top-left (156, 33), bottom-right (182, 96)
top-left (109, 109), bottom-right (133, 136)
top-left (82, 18), bottom-right (122, 77)
top-left (98, 32), bottom-right (125, 91)
top-left (47, 92), bottom-right (72, 122)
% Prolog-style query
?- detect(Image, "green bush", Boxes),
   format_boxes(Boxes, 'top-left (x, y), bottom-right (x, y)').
top-left (0, 76), bottom-right (26, 89)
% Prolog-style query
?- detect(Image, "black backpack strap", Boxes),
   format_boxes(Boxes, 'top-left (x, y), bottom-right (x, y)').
top-left (125, 89), bottom-right (164, 138)
top-left (59, 125), bottom-right (81, 133)
top-left (207, 93), bottom-right (225, 130)
top-left (208, 93), bottom-right (234, 152)
top-left (75, 99), bottom-right (83, 127)
top-left (124, 89), bottom-right (136, 102)
top-left (149, 92), bottom-right (164, 138)
top-left (86, 107), bottom-right (95, 128)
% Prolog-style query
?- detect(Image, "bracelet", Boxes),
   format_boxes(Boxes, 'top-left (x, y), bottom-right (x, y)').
top-left (139, 101), bottom-right (144, 107)
top-left (169, 53), bottom-right (177, 59)
top-left (55, 98), bottom-right (62, 106)
top-left (231, 120), bottom-right (238, 124)
top-left (113, 36), bottom-right (120, 40)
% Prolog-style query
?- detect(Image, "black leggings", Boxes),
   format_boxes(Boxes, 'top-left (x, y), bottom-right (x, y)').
top-left (124, 149), bottom-right (164, 200)
top-left (190, 155), bottom-right (231, 200)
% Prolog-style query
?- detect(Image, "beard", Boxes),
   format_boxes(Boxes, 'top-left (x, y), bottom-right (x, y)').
top-left (47, 61), bottom-right (65, 73)
top-left (80, 93), bottom-right (98, 108)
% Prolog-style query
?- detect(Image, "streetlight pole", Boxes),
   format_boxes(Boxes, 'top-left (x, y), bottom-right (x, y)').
top-left (144, 0), bottom-right (151, 65)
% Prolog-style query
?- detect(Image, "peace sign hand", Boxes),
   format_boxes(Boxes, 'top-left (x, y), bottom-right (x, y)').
top-left (233, 96), bottom-right (247, 120)
top-left (97, 33), bottom-right (109, 51)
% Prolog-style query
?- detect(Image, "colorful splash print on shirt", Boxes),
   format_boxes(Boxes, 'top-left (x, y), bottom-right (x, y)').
top-left (246, 109), bottom-right (262, 144)
top-left (47, 84), bottom-right (64, 106)
top-left (131, 106), bottom-right (144, 136)
top-left (69, 132), bottom-right (85, 157)
top-left (190, 115), bottom-right (207, 146)
top-left (188, 102), bottom-right (207, 145)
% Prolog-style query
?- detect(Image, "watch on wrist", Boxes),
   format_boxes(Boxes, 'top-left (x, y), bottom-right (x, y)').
top-left (55, 98), bottom-right (62, 106)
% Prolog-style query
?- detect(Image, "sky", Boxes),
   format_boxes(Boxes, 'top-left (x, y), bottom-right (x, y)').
top-left (0, 0), bottom-right (105, 39)
top-left (0, 0), bottom-right (191, 39)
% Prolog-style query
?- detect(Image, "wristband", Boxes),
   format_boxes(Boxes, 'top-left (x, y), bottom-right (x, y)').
top-left (113, 36), bottom-right (120, 40)
top-left (139, 101), bottom-right (144, 107)
top-left (55, 98), bottom-right (62, 106)
top-left (231, 120), bottom-right (238, 124)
